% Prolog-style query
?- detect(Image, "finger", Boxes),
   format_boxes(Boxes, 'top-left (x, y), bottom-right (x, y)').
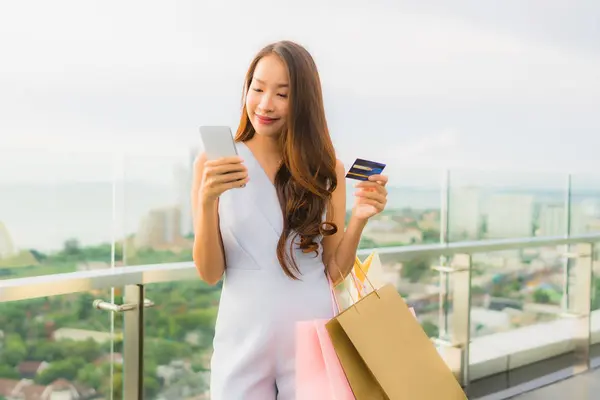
top-left (355, 198), bottom-right (383, 210)
top-left (221, 176), bottom-right (250, 190)
top-left (355, 190), bottom-right (386, 204)
top-left (368, 174), bottom-right (388, 186)
top-left (355, 181), bottom-right (388, 195)
top-left (206, 163), bottom-right (247, 176)
top-left (205, 156), bottom-right (244, 166)
top-left (212, 171), bottom-right (248, 184)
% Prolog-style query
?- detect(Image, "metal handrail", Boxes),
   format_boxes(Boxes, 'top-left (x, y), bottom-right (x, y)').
top-left (1, 233), bottom-right (599, 303)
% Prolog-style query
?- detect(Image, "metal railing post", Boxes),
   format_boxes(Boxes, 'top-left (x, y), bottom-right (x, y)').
top-left (433, 253), bottom-right (472, 387)
top-left (439, 169), bottom-right (451, 339)
top-left (451, 253), bottom-right (472, 387)
top-left (571, 243), bottom-right (594, 374)
top-left (122, 284), bottom-right (145, 400)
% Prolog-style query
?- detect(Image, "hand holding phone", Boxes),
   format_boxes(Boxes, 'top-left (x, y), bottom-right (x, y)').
top-left (197, 126), bottom-right (248, 203)
top-left (199, 126), bottom-right (239, 160)
top-left (199, 156), bottom-right (249, 203)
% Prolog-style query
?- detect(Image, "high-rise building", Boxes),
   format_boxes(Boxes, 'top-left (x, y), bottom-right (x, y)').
top-left (448, 187), bottom-right (481, 241)
top-left (135, 206), bottom-right (182, 249)
top-left (538, 203), bottom-right (586, 236)
top-left (486, 194), bottom-right (534, 238)
top-left (174, 165), bottom-right (193, 238)
top-left (0, 221), bottom-right (16, 258)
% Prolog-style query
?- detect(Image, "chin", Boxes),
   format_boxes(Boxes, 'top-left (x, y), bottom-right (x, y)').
top-left (252, 121), bottom-right (285, 138)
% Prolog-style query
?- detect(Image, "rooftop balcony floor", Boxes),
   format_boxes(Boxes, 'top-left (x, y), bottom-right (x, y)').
top-left (513, 367), bottom-right (600, 399)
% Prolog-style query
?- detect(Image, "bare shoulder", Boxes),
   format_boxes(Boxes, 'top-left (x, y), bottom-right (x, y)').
top-left (328, 158), bottom-right (347, 213)
top-left (334, 159), bottom-right (346, 189)
top-left (335, 158), bottom-right (346, 175)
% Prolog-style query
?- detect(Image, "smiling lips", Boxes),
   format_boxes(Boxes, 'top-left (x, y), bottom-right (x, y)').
top-left (255, 114), bottom-right (279, 125)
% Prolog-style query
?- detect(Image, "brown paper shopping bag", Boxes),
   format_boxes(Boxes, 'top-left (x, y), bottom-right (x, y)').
top-left (325, 284), bottom-right (467, 400)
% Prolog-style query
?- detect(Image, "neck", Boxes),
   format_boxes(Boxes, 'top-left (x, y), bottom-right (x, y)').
top-left (248, 133), bottom-right (281, 159)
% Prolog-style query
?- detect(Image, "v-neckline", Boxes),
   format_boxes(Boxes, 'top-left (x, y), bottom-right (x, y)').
top-left (240, 141), bottom-right (278, 187)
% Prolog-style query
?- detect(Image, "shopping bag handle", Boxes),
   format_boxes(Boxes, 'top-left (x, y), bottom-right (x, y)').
top-left (327, 273), bottom-right (342, 315)
top-left (346, 254), bottom-right (380, 300)
top-left (326, 253), bottom-right (380, 316)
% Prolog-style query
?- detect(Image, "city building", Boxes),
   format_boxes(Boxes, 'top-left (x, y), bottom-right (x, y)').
top-left (486, 194), bottom-right (534, 238)
top-left (0, 221), bottom-right (16, 259)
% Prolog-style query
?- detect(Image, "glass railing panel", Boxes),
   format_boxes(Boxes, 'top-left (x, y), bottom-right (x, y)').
top-left (448, 169), bottom-right (567, 242)
top-left (352, 167), bottom-right (443, 249)
top-left (0, 290), bottom-right (122, 399)
top-left (567, 173), bottom-right (600, 312)
top-left (143, 280), bottom-right (219, 399)
top-left (0, 149), bottom-right (115, 280)
top-left (374, 252), bottom-right (444, 338)
top-left (116, 153), bottom-right (194, 267)
top-left (569, 173), bottom-right (600, 236)
top-left (469, 246), bottom-right (568, 340)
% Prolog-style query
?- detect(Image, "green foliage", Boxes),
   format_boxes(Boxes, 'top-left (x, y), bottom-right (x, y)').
top-left (421, 320), bottom-right (439, 338)
top-left (0, 241), bottom-right (216, 398)
top-left (0, 364), bottom-right (19, 379)
top-left (533, 288), bottom-right (551, 304)
top-left (127, 248), bottom-right (193, 266)
top-left (77, 364), bottom-right (103, 392)
top-left (591, 278), bottom-right (600, 310)
top-left (421, 229), bottom-right (440, 243)
top-left (0, 333), bottom-right (27, 367)
top-left (35, 357), bottom-right (86, 385)
top-left (402, 258), bottom-right (433, 283)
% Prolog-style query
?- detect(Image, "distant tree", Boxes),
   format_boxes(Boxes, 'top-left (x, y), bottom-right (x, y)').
top-left (63, 238), bottom-right (81, 255)
top-left (358, 237), bottom-right (377, 249)
top-left (533, 289), bottom-right (551, 304)
top-left (28, 341), bottom-right (65, 362)
top-left (421, 229), bottom-right (441, 243)
top-left (0, 333), bottom-right (27, 367)
top-left (76, 293), bottom-right (95, 320)
top-left (35, 357), bottom-right (85, 385)
top-left (421, 321), bottom-right (439, 338)
top-left (77, 364), bottom-right (103, 391)
top-left (0, 364), bottom-right (19, 379)
top-left (29, 249), bottom-right (48, 262)
top-left (402, 258), bottom-right (432, 283)
top-left (144, 373), bottom-right (160, 399)
top-left (593, 278), bottom-right (600, 310)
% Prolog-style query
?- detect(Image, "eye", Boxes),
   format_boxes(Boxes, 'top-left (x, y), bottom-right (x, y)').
top-left (252, 88), bottom-right (263, 93)
top-left (277, 93), bottom-right (288, 98)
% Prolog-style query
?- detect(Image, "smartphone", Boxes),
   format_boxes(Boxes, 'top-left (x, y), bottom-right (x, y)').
top-left (199, 126), bottom-right (238, 160)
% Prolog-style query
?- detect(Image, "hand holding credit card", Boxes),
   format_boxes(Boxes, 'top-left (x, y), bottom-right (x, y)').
top-left (346, 157), bottom-right (389, 221)
top-left (345, 158), bottom-right (386, 181)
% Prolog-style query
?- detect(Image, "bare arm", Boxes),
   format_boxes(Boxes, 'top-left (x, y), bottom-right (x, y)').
top-left (322, 159), bottom-right (388, 286)
top-left (191, 152), bottom-right (248, 285)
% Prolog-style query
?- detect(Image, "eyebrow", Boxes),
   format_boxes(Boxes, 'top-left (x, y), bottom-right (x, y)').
top-left (254, 77), bottom-right (289, 88)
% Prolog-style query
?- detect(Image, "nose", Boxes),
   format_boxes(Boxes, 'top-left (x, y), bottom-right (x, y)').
top-left (258, 93), bottom-right (274, 113)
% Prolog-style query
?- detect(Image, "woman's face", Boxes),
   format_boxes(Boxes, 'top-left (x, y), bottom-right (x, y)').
top-left (245, 54), bottom-right (290, 138)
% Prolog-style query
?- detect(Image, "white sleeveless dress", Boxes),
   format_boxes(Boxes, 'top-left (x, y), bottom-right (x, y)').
top-left (209, 142), bottom-right (335, 399)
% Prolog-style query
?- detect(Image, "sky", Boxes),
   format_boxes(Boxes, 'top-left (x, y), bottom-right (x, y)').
top-left (0, 0), bottom-right (599, 186)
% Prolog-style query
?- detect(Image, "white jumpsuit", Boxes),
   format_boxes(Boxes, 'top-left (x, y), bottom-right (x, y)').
top-left (209, 142), bottom-right (335, 399)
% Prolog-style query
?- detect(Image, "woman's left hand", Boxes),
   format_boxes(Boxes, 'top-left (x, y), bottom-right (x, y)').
top-left (352, 174), bottom-right (388, 221)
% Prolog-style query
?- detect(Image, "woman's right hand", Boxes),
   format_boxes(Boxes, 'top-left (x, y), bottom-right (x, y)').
top-left (197, 155), bottom-right (249, 204)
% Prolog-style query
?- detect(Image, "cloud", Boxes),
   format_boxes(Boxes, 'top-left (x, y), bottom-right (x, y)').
top-left (382, 129), bottom-right (460, 168)
top-left (0, 0), bottom-right (598, 183)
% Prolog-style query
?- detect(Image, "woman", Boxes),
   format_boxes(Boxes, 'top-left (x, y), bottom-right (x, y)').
top-left (191, 40), bottom-right (388, 399)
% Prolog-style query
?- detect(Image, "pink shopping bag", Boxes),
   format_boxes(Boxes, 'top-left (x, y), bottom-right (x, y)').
top-left (295, 275), bottom-right (355, 400)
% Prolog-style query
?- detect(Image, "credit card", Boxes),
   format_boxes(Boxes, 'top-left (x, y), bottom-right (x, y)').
top-left (345, 158), bottom-right (386, 181)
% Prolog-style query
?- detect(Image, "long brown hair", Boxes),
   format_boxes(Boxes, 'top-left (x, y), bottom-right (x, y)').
top-left (235, 40), bottom-right (338, 279)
